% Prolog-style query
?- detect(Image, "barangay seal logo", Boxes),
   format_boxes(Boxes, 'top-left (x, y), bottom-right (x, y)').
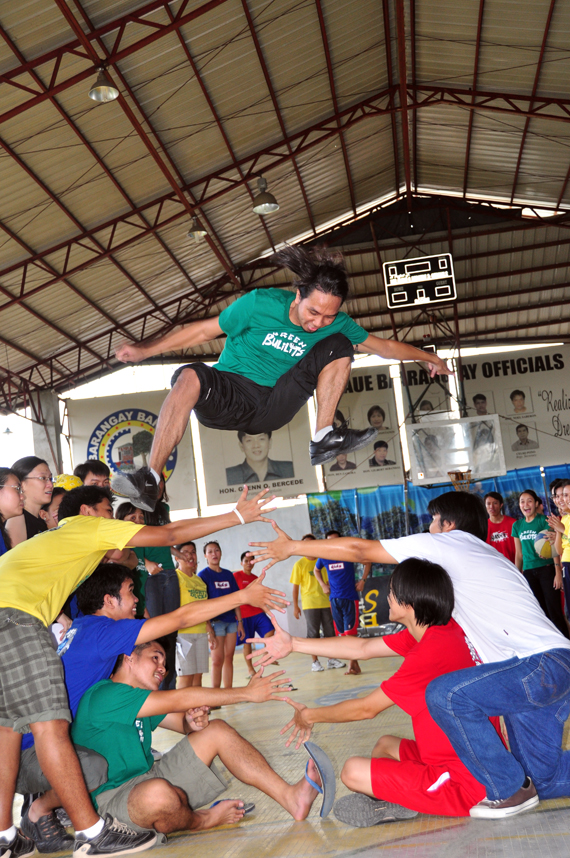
top-left (87, 408), bottom-right (178, 481)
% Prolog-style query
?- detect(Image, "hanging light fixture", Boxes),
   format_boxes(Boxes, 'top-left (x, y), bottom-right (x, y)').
top-left (3, 427), bottom-right (12, 435)
top-left (88, 69), bottom-right (119, 103)
top-left (187, 216), bottom-right (207, 243)
top-left (252, 176), bottom-right (279, 215)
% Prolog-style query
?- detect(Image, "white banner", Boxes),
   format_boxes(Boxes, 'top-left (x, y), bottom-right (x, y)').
top-left (461, 345), bottom-right (570, 470)
top-left (324, 367), bottom-right (403, 490)
top-left (66, 392), bottom-right (197, 512)
top-left (198, 407), bottom-right (318, 503)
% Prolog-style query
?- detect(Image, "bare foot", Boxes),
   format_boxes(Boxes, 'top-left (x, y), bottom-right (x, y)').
top-left (195, 799), bottom-right (246, 829)
top-left (287, 758), bottom-right (322, 821)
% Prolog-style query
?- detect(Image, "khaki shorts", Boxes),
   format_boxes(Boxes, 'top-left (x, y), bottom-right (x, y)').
top-left (95, 735), bottom-right (227, 833)
top-left (176, 633), bottom-right (209, 675)
top-left (0, 608), bottom-right (70, 732)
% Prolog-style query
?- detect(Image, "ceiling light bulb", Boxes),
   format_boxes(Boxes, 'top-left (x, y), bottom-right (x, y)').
top-left (252, 177), bottom-right (279, 215)
top-left (88, 70), bottom-right (119, 103)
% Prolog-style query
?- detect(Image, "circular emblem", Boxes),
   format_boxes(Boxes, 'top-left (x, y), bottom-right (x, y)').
top-left (87, 408), bottom-right (177, 481)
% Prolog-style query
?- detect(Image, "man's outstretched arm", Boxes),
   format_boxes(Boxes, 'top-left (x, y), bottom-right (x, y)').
top-left (250, 521), bottom-right (397, 571)
top-left (356, 334), bottom-right (450, 378)
top-left (116, 316), bottom-right (223, 363)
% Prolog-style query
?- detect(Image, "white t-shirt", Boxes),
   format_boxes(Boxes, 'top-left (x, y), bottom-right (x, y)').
top-left (381, 531), bottom-right (570, 664)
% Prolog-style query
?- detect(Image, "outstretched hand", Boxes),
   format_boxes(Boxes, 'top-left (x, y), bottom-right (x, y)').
top-left (428, 354), bottom-right (453, 378)
top-left (115, 341), bottom-right (146, 364)
top-left (247, 612), bottom-right (292, 666)
top-left (247, 666), bottom-right (292, 703)
top-left (235, 486), bottom-right (277, 525)
top-left (244, 572), bottom-right (289, 614)
top-left (249, 520), bottom-right (295, 572)
top-left (280, 699), bottom-right (313, 749)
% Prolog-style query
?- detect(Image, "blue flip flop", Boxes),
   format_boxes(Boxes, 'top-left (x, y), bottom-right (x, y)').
top-left (210, 799), bottom-right (255, 814)
top-left (304, 741), bottom-right (336, 818)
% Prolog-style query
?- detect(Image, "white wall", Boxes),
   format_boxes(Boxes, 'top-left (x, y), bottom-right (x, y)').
top-left (195, 501), bottom-right (312, 635)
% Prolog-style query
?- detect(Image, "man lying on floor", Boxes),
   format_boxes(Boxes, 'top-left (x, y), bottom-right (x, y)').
top-left (250, 558), bottom-right (501, 826)
top-left (70, 639), bottom-right (325, 838)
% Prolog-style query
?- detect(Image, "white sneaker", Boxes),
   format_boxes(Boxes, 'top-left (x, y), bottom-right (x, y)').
top-left (327, 658), bottom-right (346, 669)
top-left (311, 660), bottom-right (325, 672)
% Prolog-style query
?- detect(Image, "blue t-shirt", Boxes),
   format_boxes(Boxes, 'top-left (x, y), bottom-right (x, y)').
top-left (198, 566), bottom-right (239, 623)
top-left (315, 558), bottom-right (358, 600)
top-left (22, 613), bottom-right (145, 750)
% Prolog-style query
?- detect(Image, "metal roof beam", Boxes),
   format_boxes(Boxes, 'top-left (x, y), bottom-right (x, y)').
top-left (381, 0), bottom-right (400, 194)
top-left (409, 85), bottom-right (570, 124)
top-left (396, 0), bottom-right (412, 206)
top-left (462, 0), bottom-right (485, 197)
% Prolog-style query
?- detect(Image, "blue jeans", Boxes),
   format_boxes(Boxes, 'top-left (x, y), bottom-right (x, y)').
top-left (426, 648), bottom-right (570, 801)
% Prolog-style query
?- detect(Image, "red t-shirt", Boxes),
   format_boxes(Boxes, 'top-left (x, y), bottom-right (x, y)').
top-left (233, 570), bottom-right (262, 618)
top-left (486, 516), bottom-right (516, 563)
top-left (382, 620), bottom-right (494, 775)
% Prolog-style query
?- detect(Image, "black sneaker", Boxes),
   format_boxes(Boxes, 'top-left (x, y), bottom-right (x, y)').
top-left (73, 815), bottom-right (156, 856)
top-left (309, 424), bottom-right (378, 466)
top-left (0, 830), bottom-right (35, 858)
top-left (111, 468), bottom-right (159, 512)
top-left (55, 808), bottom-right (72, 830)
top-left (20, 808), bottom-right (74, 854)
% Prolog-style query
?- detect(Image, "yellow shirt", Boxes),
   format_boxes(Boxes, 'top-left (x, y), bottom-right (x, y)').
top-left (290, 557), bottom-right (330, 610)
top-left (0, 515), bottom-right (144, 626)
top-left (177, 569), bottom-right (209, 634)
top-left (561, 514), bottom-right (570, 563)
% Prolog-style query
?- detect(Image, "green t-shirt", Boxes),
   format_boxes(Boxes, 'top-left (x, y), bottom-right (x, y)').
top-left (217, 288), bottom-right (368, 387)
top-left (512, 514), bottom-right (553, 570)
top-left (71, 680), bottom-right (163, 805)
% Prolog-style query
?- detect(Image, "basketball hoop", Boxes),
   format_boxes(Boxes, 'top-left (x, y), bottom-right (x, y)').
top-left (447, 470), bottom-right (472, 492)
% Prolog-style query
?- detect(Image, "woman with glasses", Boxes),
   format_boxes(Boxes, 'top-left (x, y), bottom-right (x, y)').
top-left (0, 467), bottom-right (24, 554)
top-left (6, 456), bottom-right (53, 546)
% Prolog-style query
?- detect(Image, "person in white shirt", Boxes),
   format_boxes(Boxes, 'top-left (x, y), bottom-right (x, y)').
top-left (251, 491), bottom-right (570, 820)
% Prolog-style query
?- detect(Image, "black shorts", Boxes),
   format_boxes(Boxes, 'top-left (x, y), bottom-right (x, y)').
top-left (171, 333), bottom-right (354, 434)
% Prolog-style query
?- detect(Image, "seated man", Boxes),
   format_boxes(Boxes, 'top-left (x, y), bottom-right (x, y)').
top-left (71, 640), bottom-right (325, 836)
top-left (251, 491), bottom-right (570, 819)
top-left (252, 559), bottom-right (497, 824)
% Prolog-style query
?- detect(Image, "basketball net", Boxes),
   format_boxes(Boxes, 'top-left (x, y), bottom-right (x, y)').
top-left (447, 470), bottom-right (472, 493)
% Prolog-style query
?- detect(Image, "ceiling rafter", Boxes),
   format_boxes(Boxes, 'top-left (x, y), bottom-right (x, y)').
top-left (240, 0), bottom-right (316, 234)
top-left (395, 0), bottom-right (412, 206)
top-left (462, 0), bottom-right (485, 197)
top-left (315, 0), bottom-right (357, 216)
top-left (381, 0), bottom-right (401, 194)
top-left (509, 0), bottom-right (557, 204)
top-left (53, 0), bottom-right (240, 286)
top-left (409, 84), bottom-right (570, 124)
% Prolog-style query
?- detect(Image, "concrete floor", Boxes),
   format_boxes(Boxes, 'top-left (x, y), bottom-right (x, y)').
top-left (17, 646), bottom-right (570, 857)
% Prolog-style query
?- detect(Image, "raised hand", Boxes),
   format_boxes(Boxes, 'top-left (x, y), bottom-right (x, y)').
top-left (249, 520), bottom-right (295, 571)
top-left (244, 571), bottom-right (289, 614)
top-left (546, 514), bottom-right (564, 533)
top-left (428, 355), bottom-right (453, 378)
top-left (247, 612), bottom-right (292, 666)
top-left (115, 341), bottom-right (146, 364)
top-left (280, 699), bottom-right (313, 749)
top-left (247, 666), bottom-right (292, 703)
top-left (235, 486), bottom-right (277, 525)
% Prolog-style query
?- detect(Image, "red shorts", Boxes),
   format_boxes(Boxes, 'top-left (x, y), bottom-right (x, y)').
top-left (370, 738), bottom-right (486, 817)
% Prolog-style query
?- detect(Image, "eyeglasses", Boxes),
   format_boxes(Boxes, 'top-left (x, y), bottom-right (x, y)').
top-left (5, 485), bottom-right (22, 493)
top-left (24, 475), bottom-right (53, 483)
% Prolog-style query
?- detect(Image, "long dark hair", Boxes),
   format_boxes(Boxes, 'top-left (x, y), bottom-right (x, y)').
top-left (11, 455), bottom-right (49, 481)
top-left (0, 467), bottom-right (17, 550)
top-left (275, 245), bottom-right (349, 303)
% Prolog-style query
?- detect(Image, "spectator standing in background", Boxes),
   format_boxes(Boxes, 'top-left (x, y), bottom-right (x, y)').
top-left (39, 487), bottom-right (67, 531)
top-left (199, 541), bottom-right (242, 690)
top-left (6, 456), bottom-right (52, 545)
top-left (175, 541), bottom-right (214, 688)
top-left (115, 503), bottom-right (150, 619)
top-left (289, 534), bottom-right (345, 673)
top-left (73, 460), bottom-right (111, 488)
top-left (234, 551), bottom-right (275, 679)
top-left (0, 467), bottom-right (24, 554)
top-left (485, 492), bottom-right (516, 564)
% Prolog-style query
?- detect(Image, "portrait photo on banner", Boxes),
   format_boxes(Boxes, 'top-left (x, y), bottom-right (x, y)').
top-left (324, 367), bottom-right (402, 491)
top-left (197, 406), bottom-right (318, 503)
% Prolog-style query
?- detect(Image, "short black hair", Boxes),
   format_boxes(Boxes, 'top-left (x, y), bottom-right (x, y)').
top-left (367, 405), bottom-right (385, 422)
top-left (374, 440), bottom-right (388, 450)
top-left (75, 564), bottom-right (133, 615)
top-left (302, 533), bottom-right (316, 540)
top-left (484, 491), bottom-right (503, 506)
top-left (510, 389), bottom-right (525, 401)
top-left (472, 394), bottom-right (487, 403)
top-left (203, 540), bottom-right (221, 555)
top-left (58, 485), bottom-right (113, 519)
top-left (427, 492), bottom-right (487, 541)
top-left (177, 541), bottom-right (196, 552)
top-left (420, 400), bottom-right (433, 410)
top-left (275, 244), bottom-right (349, 303)
top-left (325, 529), bottom-right (341, 538)
top-left (74, 459), bottom-right (111, 482)
top-left (550, 478), bottom-right (563, 494)
top-left (240, 550), bottom-right (253, 562)
top-left (11, 456), bottom-right (49, 481)
top-left (237, 430), bottom-right (272, 442)
top-left (114, 639), bottom-right (165, 672)
top-left (390, 558), bottom-right (454, 627)
top-left (515, 424), bottom-right (528, 433)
